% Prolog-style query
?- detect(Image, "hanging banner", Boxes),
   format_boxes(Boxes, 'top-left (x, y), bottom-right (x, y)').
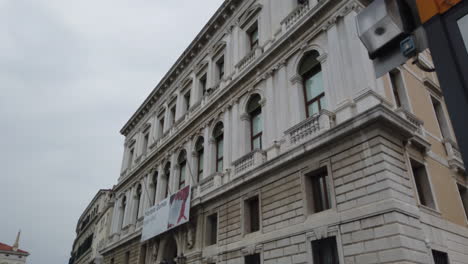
top-left (141, 185), bottom-right (191, 242)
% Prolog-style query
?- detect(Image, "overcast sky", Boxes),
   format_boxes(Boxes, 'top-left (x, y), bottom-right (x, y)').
top-left (0, 0), bottom-right (223, 263)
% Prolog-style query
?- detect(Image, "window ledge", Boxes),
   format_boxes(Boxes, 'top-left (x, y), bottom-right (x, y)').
top-left (418, 204), bottom-right (441, 217)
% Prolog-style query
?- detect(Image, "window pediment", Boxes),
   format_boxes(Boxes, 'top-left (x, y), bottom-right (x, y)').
top-left (239, 4), bottom-right (262, 29)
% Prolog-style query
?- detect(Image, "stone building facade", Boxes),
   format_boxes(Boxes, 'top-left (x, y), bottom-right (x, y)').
top-left (70, 189), bottom-right (113, 264)
top-left (98, 0), bottom-right (468, 263)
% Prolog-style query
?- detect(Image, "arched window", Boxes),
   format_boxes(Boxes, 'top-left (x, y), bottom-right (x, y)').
top-left (247, 94), bottom-right (263, 150)
top-left (178, 150), bottom-right (187, 190)
top-left (195, 137), bottom-right (204, 182)
top-left (299, 51), bottom-right (325, 117)
top-left (152, 171), bottom-right (158, 205)
top-left (135, 184), bottom-right (142, 220)
top-left (213, 123), bottom-right (224, 173)
top-left (164, 162), bottom-right (171, 198)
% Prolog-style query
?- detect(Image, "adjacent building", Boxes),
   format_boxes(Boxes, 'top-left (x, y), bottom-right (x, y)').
top-left (0, 232), bottom-right (29, 264)
top-left (90, 0), bottom-right (468, 263)
top-left (69, 189), bottom-right (113, 264)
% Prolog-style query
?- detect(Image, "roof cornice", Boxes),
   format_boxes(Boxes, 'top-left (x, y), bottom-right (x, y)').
top-left (120, 0), bottom-right (241, 136)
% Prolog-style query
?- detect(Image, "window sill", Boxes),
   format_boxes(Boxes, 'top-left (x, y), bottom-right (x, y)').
top-left (418, 204), bottom-right (441, 217)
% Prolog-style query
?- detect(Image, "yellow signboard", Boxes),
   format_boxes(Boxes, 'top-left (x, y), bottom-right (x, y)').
top-left (416, 0), bottom-right (463, 23)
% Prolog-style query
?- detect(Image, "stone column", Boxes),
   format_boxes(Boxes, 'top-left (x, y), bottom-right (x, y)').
top-left (231, 101), bottom-right (240, 161)
top-left (185, 139), bottom-right (195, 186)
top-left (263, 71), bottom-right (276, 147)
top-left (155, 164), bottom-right (165, 203)
top-left (122, 189), bottom-right (133, 227)
top-left (140, 176), bottom-right (150, 217)
top-left (149, 112), bottom-right (158, 145)
top-left (175, 90), bottom-right (184, 120)
top-left (121, 144), bottom-right (129, 172)
top-left (111, 197), bottom-right (122, 234)
top-left (259, 0), bottom-right (272, 47)
top-left (223, 109), bottom-right (232, 169)
top-left (240, 113), bottom-right (250, 155)
top-left (170, 152), bottom-right (178, 194)
top-left (326, 22), bottom-right (347, 108)
top-left (224, 31), bottom-right (233, 78)
top-left (163, 104), bottom-right (170, 132)
top-left (290, 74), bottom-right (306, 125)
top-left (276, 61), bottom-right (289, 136)
top-left (203, 126), bottom-right (212, 178)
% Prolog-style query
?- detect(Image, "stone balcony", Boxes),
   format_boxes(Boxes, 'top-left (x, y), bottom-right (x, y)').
top-left (285, 109), bottom-right (335, 146)
top-left (443, 138), bottom-right (465, 173)
top-left (281, 2), bottom-right (311, 31)
top-left (235, 47), bottom-right (262, 73)
top-left (232, 149), bottom-right (267, 176)
top-left (396, 108), bottom-right (431, 152)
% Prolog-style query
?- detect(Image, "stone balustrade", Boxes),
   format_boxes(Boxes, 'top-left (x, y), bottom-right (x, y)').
top-left (236, 48), bottom-right (258, 72)
top-left (443, 138), bottom-right (465, 172)
top-left (285, 110), bottom-right (335, 145)
top-left (232, 149), bottom-right (267, 176)
top-left (396, 108), bottom-right (424, 136)
top-left (281, 2), bottom-right (310, 31)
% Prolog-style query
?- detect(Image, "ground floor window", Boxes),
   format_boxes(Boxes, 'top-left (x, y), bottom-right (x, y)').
top-left (312, 237), bottom-right (339, 264)
top-left (432, 250), bottom-right (449, 264)
top-left (245, 253), bottom-right (261, 264)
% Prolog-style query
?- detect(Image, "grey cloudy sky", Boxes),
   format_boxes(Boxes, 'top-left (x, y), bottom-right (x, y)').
top-left (0, 0), bottom-right (223, 263)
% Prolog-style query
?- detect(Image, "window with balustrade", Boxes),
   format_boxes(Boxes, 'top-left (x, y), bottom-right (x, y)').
top-left (299, 51), bottom-right (325, 117)
top-left (247, 22), bottom-right (259, 51)
top-left (247, 94), bottom-right (263, 150)
top-left (178, 150), bottom-right (187, 190)
top-left (196, 137), bottom-right (204, 182)
top-left (213, 122), bottom-right (224, 173)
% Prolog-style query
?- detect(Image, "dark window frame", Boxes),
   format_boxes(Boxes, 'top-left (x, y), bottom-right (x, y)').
top-left (302, 64), bottom-right (325, 118)
top-left (247, 22), bottom-right (259, 51)
top-left (311, 237), bottom-right (339, 264)
top-left (206, 213), bottom-right (218, 246)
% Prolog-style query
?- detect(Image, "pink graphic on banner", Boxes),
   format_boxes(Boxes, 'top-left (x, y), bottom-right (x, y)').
top-left (167, 185), bottom-right (190, 229)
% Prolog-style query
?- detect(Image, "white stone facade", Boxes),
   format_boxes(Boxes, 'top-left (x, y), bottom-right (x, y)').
top-left (99, 0), bottom-right (468, 263)
top-left (70, 190), bottom-right (113, 264)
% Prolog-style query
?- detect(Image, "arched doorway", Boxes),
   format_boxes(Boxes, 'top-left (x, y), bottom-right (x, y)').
top-left (160, 236), bottom-right (178, 264)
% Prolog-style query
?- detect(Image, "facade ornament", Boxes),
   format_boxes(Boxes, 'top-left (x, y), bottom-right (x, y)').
top-left (186, 223), bottom-right (195, 249)
top-left (240, 113), bottom-right (250, 121)
top-left (290, 74), bottom-right (303, 85)
top-left (314, 226), bottom-right (329, 240)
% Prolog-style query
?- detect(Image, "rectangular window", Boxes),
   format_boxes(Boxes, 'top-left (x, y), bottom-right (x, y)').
top-left (216, 56), bottom-right (225, 81)
top-left (142, 132), bottom-right (149, 155)
top-left (206, 213), bottom-right (218, 246)
top-left (170, 106), bottom-right (176, 126)
top-left (389, 70), bottom-right (407, 109)
top-left (410, 159), bottom-right (436, 209)
top-left (458, 184), bottom-right (468, 220)
top-left (244, 196), bottom-right (260, 233)
top-left (248, 22), bottom-right (259, 50)
top-left (431, 96), bottom-right (450, 138)
top-left (111, 258), bottom-right (114, 264)
top-left (124, 251), bottom-right (130, 264)
top-left (200, 74), bottom-right (207, 97)
top-left (305, 167), bottom-right (331, 214)
top-left (432, 250), bottom-right (449, 264)
top-left (184, 91), bottom-right (191, 113)
top-left (158, 115), bottom-right (165, 137)
top-left (153, 171), bottom-right (158, 205)
top-left (245, 253), bottom-right (261, 264)
top-left (128, 148), bottom-right (135, 168)
top-left (312, 237), bottom-right (339, 264)
top-left (304, 66), bottom-right (325, 117)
